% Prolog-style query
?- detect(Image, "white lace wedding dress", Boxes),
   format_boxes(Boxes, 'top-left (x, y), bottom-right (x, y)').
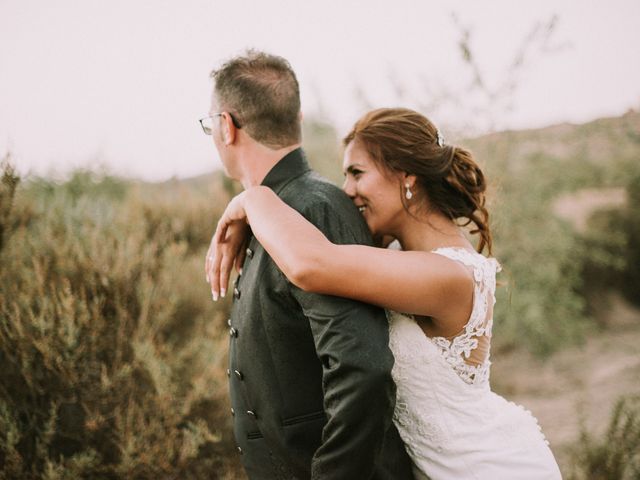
top-left (387, 246), bottom-right (562, 479)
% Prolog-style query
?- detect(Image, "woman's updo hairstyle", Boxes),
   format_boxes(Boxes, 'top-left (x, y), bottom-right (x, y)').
top-left (343, 107), bottom-right (492, 254)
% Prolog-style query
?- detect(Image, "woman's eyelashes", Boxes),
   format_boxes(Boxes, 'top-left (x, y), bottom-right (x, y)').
top-left (350, 169), bottom-right (363, 179)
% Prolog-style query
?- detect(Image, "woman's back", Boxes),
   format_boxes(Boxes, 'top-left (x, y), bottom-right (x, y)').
top-left (387, 247), bottom-right (562, 479)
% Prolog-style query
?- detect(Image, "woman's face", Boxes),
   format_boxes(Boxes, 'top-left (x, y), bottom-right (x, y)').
top-left (342, 141), bottom-right (406, 238)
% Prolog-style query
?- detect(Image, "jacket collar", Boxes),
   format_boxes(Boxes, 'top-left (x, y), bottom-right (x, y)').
top-left (260, 148), bottom-right (311, 194)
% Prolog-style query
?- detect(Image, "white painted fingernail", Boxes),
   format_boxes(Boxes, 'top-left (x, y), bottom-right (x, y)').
top-left (212, 291), bottom-right (218, 301)
top-left (220, 288), bottom-right (226, 298)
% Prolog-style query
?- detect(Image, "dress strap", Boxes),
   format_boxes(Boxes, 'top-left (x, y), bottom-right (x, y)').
top-left (431, 247), bottom-right (501, 285)
top-left (428, 247), bottom-right (501, 386)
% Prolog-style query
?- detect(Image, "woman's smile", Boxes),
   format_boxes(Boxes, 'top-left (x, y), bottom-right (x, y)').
top-left (342, 141), bottom-right (404, 237)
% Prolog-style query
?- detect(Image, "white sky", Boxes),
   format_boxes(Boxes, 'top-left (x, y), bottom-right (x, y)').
top-left (1, 0), bottom-right (639, 181)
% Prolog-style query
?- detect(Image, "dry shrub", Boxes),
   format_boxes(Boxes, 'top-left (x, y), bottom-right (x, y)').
top-left (0, 162), bottom-right (243, 479)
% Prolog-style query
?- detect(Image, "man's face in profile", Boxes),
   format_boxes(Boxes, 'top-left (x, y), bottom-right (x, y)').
top-left (209, 94), bottom-right (235, 178)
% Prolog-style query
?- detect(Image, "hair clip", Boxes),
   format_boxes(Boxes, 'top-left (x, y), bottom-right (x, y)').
top-left (436, 129), bottom-right (445, 147)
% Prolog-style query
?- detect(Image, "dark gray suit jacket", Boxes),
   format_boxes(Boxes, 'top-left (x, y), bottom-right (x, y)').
top-left (227, 148), bottom-right (415, 479)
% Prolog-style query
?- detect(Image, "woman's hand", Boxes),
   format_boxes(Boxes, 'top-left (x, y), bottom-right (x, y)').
top-left (205, 192), bottom-right (251, 300)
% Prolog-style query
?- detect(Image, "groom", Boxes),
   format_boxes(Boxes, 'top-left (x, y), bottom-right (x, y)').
top-left (204, 50), bottom-right (415, 479)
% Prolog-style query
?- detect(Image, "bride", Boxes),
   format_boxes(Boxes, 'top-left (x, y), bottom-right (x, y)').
top-left (206, 107), bottom-right (562, 479)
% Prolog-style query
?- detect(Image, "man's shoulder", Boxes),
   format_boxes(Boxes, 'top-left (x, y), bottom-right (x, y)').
top-left (279, 170), bottom-right (372, 245)
top-left (280, 170), bottom-right (353, 212)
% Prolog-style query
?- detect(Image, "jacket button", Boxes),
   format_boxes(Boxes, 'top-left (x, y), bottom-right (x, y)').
top-left (237, 446), bottom-right (243, 455)
top-left (233, 288), bottom-right (241, 300)
top-left (234, 370), bottom-right (243, 380)
top-left (231, 408), bottom-right (235, 416)
top-left (247, 410), bottom-right (257, 419)
top-left (245, 247), bottom-right (254, 259)
top-left (229, 327), bottom-right (238, 338)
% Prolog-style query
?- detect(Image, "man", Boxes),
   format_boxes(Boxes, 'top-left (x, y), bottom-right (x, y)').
top-left (202, 50), bottom-right (415, 480)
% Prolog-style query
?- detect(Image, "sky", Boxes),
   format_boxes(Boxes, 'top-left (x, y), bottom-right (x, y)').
top-left (1, 0), bottom-right (639, 181)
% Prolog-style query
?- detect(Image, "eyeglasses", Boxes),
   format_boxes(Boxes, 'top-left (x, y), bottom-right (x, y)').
top-left (198, 112), bottom-right (242, 135)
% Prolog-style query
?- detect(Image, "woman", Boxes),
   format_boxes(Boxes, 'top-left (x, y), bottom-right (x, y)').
top-left (206, 108), bottom-right (562, 479)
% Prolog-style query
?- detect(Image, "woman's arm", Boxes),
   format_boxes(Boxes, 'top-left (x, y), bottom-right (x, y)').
top-left (209, 186), bottom-right (473, 320)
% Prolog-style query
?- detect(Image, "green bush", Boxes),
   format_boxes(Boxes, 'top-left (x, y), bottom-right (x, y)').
top-left (569, 396), bottom-right (640, 480)
top-left (614, 173), bottom-right (640, 305)
top-left (578, 173), bottom-right (640, 316)
top-left (490, 154), bottom-right (590, 355)
top-left (463, 112), bottom-right (640, 354)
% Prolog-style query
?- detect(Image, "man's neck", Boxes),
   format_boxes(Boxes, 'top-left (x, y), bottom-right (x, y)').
top-left (238, 143), bottom-right (301, 189)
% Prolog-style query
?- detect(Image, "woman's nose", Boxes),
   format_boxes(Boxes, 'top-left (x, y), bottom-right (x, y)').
top-left (342, 177), bottom-right (356, 198)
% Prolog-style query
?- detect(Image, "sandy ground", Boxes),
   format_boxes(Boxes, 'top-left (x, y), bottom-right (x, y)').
top-left (491, 293), bottom-right (640, 475)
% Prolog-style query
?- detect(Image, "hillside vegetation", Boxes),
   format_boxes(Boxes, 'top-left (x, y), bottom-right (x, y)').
top-left (1, 111), bottom-right (639, 478)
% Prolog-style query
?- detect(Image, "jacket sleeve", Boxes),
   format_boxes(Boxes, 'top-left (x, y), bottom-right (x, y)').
top-left (289, 199), bottom-right (398, 480)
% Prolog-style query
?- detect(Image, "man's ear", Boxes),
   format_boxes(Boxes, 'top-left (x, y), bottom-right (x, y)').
top-left (222, 112), bottom-right (237, 145)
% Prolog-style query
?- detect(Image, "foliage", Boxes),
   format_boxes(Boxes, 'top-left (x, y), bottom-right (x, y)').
top-left (0, 165), bottom-right (242, 479)
top-left (0, 154), bottom-right (20, 251)
top-left (463, 111), bottom-right (640, 355)
top-left (302, 117), bottom-right (344, 186)
top-left (1, 110), bottom-right (639, 477)
top-left (568, 396), bottom-right (640, 480)
top-left (577, 173), bottom-right (640, 321)
top-left (489, 153), bottom-right (589, 355)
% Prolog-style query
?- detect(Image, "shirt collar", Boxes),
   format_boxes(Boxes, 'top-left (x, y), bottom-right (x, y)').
top-left (260, 147), bottom-right (311, 194)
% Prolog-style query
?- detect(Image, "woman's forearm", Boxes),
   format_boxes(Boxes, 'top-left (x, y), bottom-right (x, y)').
top-left (242, 186), bottom-right (333, 289)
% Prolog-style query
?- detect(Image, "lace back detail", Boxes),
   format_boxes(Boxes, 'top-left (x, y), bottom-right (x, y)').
top-left (430, 247), bottom-right (501, 386)
top-left (384, 246), bottom-right (561, 478)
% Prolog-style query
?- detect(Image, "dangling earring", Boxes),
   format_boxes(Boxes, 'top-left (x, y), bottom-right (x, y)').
top-left (405, 183), bottom-right (413, 200)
